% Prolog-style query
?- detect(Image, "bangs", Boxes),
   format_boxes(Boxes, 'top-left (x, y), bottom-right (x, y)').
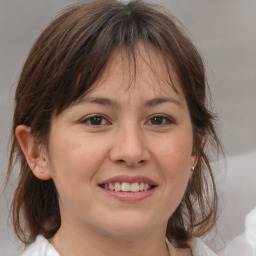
top-left (71, 44), bottom-right (180, 107)
top-left (41, 0), bottom-right (184, 115)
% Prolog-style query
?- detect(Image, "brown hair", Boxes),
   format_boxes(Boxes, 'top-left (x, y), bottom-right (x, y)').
top-left (7, 0), bottom-right (222, 248)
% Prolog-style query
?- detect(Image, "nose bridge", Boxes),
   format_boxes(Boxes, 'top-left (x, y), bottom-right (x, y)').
top-left (110, 121), bottom-right (149, 166)
top-left (123, 122), bottom-right (144, 152)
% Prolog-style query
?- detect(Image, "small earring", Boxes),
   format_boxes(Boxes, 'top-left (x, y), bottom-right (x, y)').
top-left (191, 166), bottom-right (195, 171)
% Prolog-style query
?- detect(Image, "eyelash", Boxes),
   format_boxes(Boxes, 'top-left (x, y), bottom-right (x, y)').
top-left (81, 114), bottom-right (175, 127)
top-left (146, 115), bottom-right (175, 126)
top-left (81, 115), bottom-right (110, 127)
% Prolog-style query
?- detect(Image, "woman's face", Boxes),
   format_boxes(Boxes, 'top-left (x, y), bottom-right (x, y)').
top-left (45, 48), bottom-right (196, 240)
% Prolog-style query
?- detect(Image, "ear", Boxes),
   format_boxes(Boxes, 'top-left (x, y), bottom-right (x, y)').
top-left (189, 136), bottom-right (205, 178)
top-left (189, 154), bottom-right (197, 179)
top-left (15, 125), bottom-right (52, 180)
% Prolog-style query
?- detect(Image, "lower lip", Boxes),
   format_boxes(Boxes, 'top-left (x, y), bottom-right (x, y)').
top-left (100, 187), bottom-right (155, 202)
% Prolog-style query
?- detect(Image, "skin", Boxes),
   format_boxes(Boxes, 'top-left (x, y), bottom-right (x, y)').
top-left (16, 47), bottom-right (195, 256)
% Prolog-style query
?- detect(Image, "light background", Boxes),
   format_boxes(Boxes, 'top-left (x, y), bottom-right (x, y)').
top-left (0, 0), bottom-right (255, 255)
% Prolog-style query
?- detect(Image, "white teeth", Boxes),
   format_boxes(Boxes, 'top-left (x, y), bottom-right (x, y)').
top-left (109, 183), bottom-right (114, 191)
top-left (103, 182), bottom-right (152, 192)
top-left (130, 182), bottom-right (140, 192)
top-left (114, 182), bottom-right (121, 191)
top-left (121, 182), bottom-right (130, 192)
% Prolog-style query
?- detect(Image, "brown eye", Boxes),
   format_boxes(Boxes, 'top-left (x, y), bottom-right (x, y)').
top-left (151, 116), bottom-right (164, 125)
top-left (146, 115), bottom-right (173, 126)
top-left (82, 115), bottom-right (109, 126)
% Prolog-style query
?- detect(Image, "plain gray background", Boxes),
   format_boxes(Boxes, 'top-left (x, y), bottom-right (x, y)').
top-left (1, 0), bottom-right (255, 255)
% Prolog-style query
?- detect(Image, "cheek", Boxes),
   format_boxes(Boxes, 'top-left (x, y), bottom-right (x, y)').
top-left (150, 136), bottom-right (194, 220)
top-left (156, 136), bottom-right (193, 176)
top-left (46, 134), bottom-right (107, 213)
top-left (47, 131), bottom-right (106, 188)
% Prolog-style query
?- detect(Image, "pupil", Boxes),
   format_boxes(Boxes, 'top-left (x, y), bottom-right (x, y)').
top-left (91, 116), bottom-right (102, 125)
top-left (151, 117), bottom-right (163, 125)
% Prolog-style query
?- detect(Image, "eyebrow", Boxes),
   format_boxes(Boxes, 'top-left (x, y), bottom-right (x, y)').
top-left (74, 97), bottom-right (118, 107)
top-left (144, 97), bottom-right (183, 108)
top-left (75, 96), bottom-right (183, 108)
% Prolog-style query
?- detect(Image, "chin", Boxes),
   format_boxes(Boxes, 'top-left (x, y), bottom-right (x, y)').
top-left (98, 214), bottom-right (162, 240)
top-left (105, 226), bottom-right (152, 241)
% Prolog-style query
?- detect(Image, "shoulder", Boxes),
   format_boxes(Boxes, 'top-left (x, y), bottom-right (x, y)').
top-left (22, 235), bottom-right (60, 256)
top-left (189, 237), bottom-right (217, 256)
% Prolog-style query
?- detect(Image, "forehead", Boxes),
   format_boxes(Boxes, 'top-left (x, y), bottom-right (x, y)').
top-left (88, 45), bottom-right (184, 99)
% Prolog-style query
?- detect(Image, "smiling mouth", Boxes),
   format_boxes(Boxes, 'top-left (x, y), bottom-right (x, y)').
top-left (99, 182), bottom-right (156, 192)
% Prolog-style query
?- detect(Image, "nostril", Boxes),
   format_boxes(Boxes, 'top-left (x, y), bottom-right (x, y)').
top-left (117, 160), bottom-right (126, 164)
top-left (115, 159), bottom-right (145, 167)
top-left (127, 159), bottom-right (146, 167)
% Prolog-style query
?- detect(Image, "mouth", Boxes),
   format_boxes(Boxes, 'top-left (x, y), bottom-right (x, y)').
top-left (98, 175), bottom-right (157, 193)
top-left (99, 182), bottom-right (156, 192)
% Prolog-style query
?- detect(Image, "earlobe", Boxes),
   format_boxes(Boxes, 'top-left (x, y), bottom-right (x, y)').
top-left (189, 136), bottom-right (205, 178)
top-left (15, 125), bottom-right (52, 180)
top-left (190, 151), bottom-right (199, 179)
top-left (190, 135), bottom-right (205, 171)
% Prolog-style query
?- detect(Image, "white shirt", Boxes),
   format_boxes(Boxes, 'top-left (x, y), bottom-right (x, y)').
top-left (22, 235), bottom-right (217, 256)
top-left (188, 238), bottom-right (217, 256)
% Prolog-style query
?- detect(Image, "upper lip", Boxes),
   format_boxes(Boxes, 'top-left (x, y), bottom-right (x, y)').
top-left (99, 175), bottom-right (158, 186)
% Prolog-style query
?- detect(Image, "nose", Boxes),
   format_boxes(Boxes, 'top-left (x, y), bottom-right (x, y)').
top-left (109, 124), bottom-right (150, 167)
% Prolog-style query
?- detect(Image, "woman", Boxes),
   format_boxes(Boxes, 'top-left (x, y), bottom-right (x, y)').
top-left (7, 0), bottom-right (222, 255)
